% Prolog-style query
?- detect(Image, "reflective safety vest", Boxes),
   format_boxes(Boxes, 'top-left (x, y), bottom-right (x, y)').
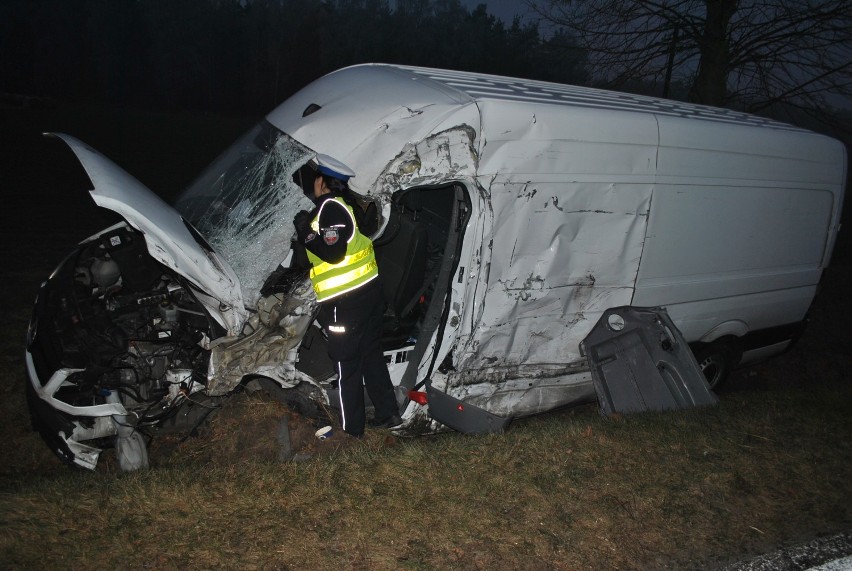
top-left (306, 197), bottom-right (379, 302)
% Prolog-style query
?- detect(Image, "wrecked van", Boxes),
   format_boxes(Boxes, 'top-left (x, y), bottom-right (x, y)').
top-left (26, 64), bottom-right (847, 469)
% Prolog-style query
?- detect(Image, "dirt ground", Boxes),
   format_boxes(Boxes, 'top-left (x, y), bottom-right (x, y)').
top-left (146, 388), bottom-right (371, 468)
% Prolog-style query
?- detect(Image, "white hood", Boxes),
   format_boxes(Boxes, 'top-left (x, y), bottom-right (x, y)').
top-left (48, 133), bottom-right (247, 333)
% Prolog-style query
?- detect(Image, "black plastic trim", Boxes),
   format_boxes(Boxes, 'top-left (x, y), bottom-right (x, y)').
top-left (740, 320), bottom-right (808, 352)
top-left (426, 385), bottom-right (511, 434)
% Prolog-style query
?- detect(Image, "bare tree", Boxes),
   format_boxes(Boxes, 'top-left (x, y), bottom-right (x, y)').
top-left (529, 0), bottom-right (851, 117)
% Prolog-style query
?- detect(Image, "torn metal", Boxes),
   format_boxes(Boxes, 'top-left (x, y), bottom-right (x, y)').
top-left (25, 64), bottom-right (845, 469)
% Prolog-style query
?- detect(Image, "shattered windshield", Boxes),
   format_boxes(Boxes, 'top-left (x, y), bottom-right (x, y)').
top-left (174, 121), bottom-right (314, 307)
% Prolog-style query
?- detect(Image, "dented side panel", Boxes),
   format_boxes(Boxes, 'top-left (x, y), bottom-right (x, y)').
top-left (438, 101), bottom-right (659, 417)
top-left (452, 180), bottom-right (651, 375)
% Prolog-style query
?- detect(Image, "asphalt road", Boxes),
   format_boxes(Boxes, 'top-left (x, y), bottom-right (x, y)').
top-left (721, 532), bottom-right (852, 571)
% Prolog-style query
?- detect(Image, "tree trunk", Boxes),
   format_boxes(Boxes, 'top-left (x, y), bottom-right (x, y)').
top-left (689, 0), bottom-right (738, 106)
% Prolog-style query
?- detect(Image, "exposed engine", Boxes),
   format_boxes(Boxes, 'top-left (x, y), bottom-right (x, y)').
top-left (66, 226), bottom-right (213, 413)
top-left (27, 225), bottom-right (221, 467)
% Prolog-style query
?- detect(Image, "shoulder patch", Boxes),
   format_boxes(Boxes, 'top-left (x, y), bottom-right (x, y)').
top-left (322, 228), bottom-right (339, 245)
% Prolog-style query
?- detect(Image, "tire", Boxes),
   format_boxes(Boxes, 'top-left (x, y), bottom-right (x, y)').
top-left (691, 341), bottom-right (736, 391)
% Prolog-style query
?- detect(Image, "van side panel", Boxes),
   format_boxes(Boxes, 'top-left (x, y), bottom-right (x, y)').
top-left (653, 117), bottom-right (844, 186)
top-left (445, 178), bottom-right (650, 416)
top-left (449, 103), bottom-right (659, 411)
top-left (634, 185), bottom-right (832, 300)
top-left (471, 178), bottom-right (650, 357)
top-left (633, 116), bottom-right (845, 343)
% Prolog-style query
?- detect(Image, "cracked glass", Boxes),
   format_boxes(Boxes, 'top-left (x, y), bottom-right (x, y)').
top-left (174, 122), bottom-right (315, 307)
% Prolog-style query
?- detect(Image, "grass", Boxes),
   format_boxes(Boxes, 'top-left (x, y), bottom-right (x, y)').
top-left (0, 390), bottom-right (850, 570)
top-left (0, 103), bottom-right (850, 570)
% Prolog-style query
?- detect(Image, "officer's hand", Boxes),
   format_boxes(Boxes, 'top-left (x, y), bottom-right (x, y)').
top-left (293, 210), bottom-right (311, 239)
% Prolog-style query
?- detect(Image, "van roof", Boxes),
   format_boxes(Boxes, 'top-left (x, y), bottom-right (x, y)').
top-left (395, 65), bottom-right (804, 132)
top-left (266, 64), bottom-right (835, 193)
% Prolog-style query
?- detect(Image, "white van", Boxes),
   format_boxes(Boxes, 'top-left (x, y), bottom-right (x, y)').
top-left (26, 64), bottom-right (846, 468)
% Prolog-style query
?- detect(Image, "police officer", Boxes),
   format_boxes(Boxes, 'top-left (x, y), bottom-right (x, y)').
top-left (292, 154), bottom-right (401, 437)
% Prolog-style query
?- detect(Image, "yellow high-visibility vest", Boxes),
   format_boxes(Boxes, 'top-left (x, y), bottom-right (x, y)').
top-left (306, 197), bottom-right (378, 301)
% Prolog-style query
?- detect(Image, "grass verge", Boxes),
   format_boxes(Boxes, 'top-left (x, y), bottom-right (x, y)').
top-left (0, 385), bottom-right (850, 570)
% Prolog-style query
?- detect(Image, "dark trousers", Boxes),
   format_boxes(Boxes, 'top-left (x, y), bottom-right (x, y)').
top-left (318, 279), bottom-right (398, 436)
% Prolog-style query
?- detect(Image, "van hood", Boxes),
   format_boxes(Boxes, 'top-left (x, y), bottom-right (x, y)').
top-left (47, 133), bottom-right (247, 333)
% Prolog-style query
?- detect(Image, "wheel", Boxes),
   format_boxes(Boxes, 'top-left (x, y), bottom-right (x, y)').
top-left (691, 341), bottom-right (736, 390)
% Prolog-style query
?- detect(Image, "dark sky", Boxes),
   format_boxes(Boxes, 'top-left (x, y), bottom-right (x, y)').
top-left (460, 1), bottom-right (559, 38)
top-left (459, 0), bottom-right (537, 24)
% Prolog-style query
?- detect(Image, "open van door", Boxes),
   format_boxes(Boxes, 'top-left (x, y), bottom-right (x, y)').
top-left (376, 183), bottom-right (472, 395)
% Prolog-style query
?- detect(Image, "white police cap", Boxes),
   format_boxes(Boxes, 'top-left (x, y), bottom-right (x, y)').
top-left (313, 153), bottom-right (356, 181)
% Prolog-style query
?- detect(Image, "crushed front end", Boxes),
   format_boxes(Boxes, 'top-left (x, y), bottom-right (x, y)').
top-left (25, 224), bottom-right (221, 469)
